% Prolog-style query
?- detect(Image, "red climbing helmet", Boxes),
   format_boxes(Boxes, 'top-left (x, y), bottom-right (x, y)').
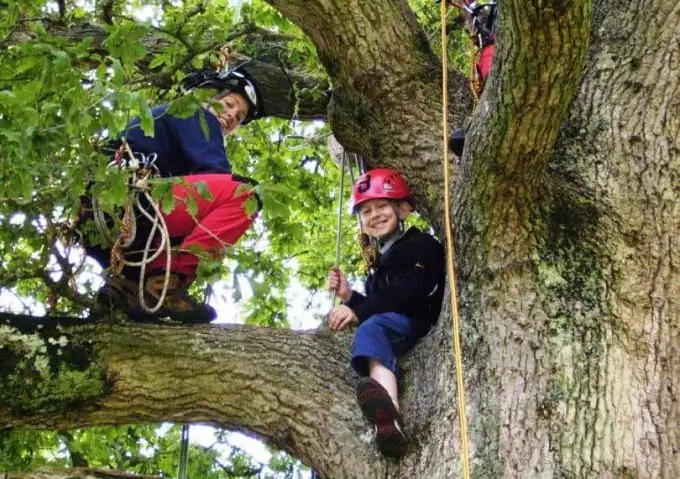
top-left (351, 168), bottom-right (413, 212)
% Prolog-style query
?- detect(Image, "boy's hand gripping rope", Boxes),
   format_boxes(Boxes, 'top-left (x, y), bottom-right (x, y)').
top-left (441, 0), bottom-right (472, 477)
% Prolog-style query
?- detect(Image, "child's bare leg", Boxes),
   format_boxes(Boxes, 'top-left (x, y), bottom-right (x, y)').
top-left (368, 359), bottom-right (399, 409)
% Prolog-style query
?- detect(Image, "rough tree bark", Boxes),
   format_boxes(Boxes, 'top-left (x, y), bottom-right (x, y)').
top-left (1, 0), bottom-right (678, 477)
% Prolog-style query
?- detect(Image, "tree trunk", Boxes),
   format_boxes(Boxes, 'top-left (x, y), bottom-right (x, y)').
top-left (453, 0), bottom-right (680, 476)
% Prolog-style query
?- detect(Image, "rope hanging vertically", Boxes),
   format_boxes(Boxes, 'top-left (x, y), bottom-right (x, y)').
top-left (330, 152), bottom-right (347, 306)
top-left (440, 1), bottom-right (471, 477)
top-left (178, 424), bottom-right (190, 479)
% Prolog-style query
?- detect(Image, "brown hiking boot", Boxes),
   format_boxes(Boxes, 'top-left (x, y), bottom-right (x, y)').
top-left (356, 377), bottom-right (408, 458)
top-left (144, 273), bottom-right (216, 324)
top-left (98, 276), bottom-right (158, 322)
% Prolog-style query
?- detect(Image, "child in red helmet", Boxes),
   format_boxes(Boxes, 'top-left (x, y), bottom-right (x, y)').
top-left (326, 168), bottom-right (445, 458)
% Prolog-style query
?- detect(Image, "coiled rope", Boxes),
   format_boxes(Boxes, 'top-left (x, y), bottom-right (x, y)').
top-left (94, 139), bottom-right (173, 314)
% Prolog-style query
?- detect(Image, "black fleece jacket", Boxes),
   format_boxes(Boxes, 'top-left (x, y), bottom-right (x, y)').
top-left (345, 227), bottom-right (446, 338)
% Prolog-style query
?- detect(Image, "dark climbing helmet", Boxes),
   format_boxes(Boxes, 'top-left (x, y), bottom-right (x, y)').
top-left (350, 168), bottom-right (413, 212)
top-left (181, 67), bottom-right (264, 125)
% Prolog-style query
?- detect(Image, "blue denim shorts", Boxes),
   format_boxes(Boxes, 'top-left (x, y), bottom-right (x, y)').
top-left (350, 312), bottom-right (418, 377)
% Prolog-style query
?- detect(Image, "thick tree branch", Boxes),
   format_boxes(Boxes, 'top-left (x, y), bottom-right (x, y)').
top-left (8, 19), bottom-right (329, 120)
top-left (263, 1), bottom-right (472, 147)
top-left (0, 313), bottom-right (385, 478)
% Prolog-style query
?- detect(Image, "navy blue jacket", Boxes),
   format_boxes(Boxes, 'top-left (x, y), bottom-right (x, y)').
top-left (111, 104), bottom-right (230, 177)
top-left (345, 227), bottom-right (446, 338)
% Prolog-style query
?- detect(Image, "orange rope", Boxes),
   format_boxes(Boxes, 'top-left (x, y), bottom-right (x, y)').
top-left (441, 1), bottom-right (471, 477)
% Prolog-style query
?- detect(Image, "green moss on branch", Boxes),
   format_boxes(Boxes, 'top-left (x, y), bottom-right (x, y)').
top-left (0, 324), bottom-right (109, 414)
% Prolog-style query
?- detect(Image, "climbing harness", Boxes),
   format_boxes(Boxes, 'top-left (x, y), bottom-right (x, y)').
top-left (441, 1), bottom-right (471, 477)
top-left (455, 1), bottom-right (497, 48)
top-left (91, 139), bottom-right (173, 314)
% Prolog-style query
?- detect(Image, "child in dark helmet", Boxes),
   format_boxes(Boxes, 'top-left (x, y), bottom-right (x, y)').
top-left (326, 168), bottom-right (445, 458)
top-left (81, 67), bottom-right (265, 323)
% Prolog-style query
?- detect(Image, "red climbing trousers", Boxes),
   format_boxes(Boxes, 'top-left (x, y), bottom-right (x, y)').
top-left (477, 43), bottom-right (495, 83)
top-left (146, 173), bottom-right (260, 277)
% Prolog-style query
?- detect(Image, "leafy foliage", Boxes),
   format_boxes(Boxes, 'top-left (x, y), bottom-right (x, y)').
top-left (0, 426), bottom-right (309, 478)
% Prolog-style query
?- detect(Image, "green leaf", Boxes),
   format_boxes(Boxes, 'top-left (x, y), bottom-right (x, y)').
top-left (136, 95), bottom-right (155, 137)
top-left (199, 109), bottom-right (209, 140)
top-left (195, 181), bottom-right (213, 201)
top-left (109, 56), bottom-right (125, 84)
top-left (148, 55), bottom-right (165, 69)
top-left (153, 180), bottom-right (176, 215)
top-left (52, 49), bottom-right (70, 73)
top-left (166, 95), bottom-right (202, 119)
top-left (186, 194), bottom-right (198, 218)
top-left (0, 90), bottom-right (17, 105)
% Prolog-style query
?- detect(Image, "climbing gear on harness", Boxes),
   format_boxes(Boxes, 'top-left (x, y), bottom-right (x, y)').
top-left (456, 1), bottom-right (497, 48)
top-left (350, 168), bottom-right (413, 213)
top-left (90, 140), bottom-right (176, 317)
top-left (356, 377), bottom-right (408, 458)
top-left (453, 0), bottom-right (497, 98)
top-left (441, 1), bottom-right (471, 477)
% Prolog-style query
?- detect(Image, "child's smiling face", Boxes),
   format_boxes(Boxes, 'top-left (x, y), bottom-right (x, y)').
top-left (358, 199), bottom-right (410, 240)
top-left (210, 91), bottom-right (249, 135)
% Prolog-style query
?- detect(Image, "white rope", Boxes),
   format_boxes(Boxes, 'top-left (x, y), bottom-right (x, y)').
top-left (133, 190), bottom-right (172, 313)
top-left (93, 140), bottom-right (174, 314)
top-left (330, 151), bottom-right (347, 307)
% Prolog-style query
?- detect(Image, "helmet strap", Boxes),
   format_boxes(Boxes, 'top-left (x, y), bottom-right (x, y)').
top-left (378, 229), bottom-right (401, 253)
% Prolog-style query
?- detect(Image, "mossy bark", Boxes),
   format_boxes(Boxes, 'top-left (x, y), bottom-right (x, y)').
top-left (453, 0), bottom-right (679, 476)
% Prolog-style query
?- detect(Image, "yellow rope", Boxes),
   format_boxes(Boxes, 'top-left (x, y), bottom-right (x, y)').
top-left (441, 1), bottom-right (471, 477)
